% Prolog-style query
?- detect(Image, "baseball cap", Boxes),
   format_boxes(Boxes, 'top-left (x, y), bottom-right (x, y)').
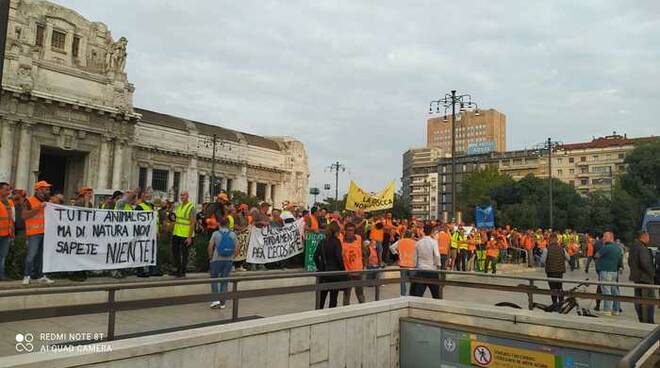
top-left (34, 181), bottom-right (52, 190)
top-left (217, 192), bottom-right (229, 202)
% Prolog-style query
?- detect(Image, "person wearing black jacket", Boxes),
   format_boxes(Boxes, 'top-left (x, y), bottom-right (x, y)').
top-left (313, 221), bottom-right (345, 309)
top-left (628, 231), bottom-right (655, 323)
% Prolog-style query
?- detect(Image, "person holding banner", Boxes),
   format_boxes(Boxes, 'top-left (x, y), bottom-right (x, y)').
top-left (136, 189), bottom-right (162, 277)
top-left (22, 181), bottom-right (55, 285)
top-left (341, 222), bottom-right (366, 305)
top-left (208, 216), bottom-right (237, 309)
top-left (313, 221), bottom-right (345, 309)
top-left (171, 191), bottom-right (196, 278)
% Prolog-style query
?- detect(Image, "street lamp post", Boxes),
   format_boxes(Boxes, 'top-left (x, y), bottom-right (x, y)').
top-left (429, 90), bottom-right (479, 222)
top-left (325, 161), bottom-right (347, 212)
top-left (536, 138), bottom-right (563, 229)
top-left (197, 134), bottom-right (231, 200)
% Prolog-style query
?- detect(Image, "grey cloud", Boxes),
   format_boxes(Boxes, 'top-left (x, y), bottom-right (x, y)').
top-left (55, 0), bottom-right (660, 196)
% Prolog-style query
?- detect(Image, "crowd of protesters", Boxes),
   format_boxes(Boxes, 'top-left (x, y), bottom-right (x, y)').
top-left (0, 181), bottom-right (657, 322)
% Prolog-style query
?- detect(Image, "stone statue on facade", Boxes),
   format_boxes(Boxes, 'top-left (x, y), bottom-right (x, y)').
top-left (105, 37), bottom-right (128, 73)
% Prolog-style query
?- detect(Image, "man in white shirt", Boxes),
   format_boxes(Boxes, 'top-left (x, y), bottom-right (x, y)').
top-left (410, 224), bottom-right (441, 298)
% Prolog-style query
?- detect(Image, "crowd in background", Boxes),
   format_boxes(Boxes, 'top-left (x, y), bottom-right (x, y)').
top-left (0, 181), bottom-right (657, 321)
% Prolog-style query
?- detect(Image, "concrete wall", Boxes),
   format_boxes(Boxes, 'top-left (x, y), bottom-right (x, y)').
top-left (0, 297), bottom-right (655, 367)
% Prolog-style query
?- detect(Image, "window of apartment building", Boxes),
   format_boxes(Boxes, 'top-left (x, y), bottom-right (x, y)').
top-left (173, 171), bottom-right (181, 199)
top-left (513, 159), bottom-right (522, 165)
top-left (227, 179), bottom-right (233, 192)
top-left (618, 153), bottom-right (625, 159)
top-left (197, 175), bottom-right (205, 204)
top-left (592, 155), bottom-right (598, 161)
top-left (580, 156), bottom-right (586, 162)
top-left (72, 35), bottom-right (80, 57)
top-left (569, 157), bottom-right (574, 163)
top-left (556, 158), bottom-right (563, 164)
top-left (569, 169), bottom-right (574, 175)
top-left (138, 167), bottom-right (147, 190)
top-left (35, 24), bottom-right (44, 46)
top-left (617, 164), bottom-right (625, 172)
top-left (581, 179), bottom-right (588, 186)
top-left (51, 30), bottom-right (66, 50)
top-left (557, 169), bottom-right (563, 176)
top-left (592, 166), bottom-right (610, 174)
top-left (152, 169), bottom-right (168, 192)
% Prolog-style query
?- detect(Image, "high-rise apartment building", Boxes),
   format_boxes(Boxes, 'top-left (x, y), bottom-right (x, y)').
top-left (427, 109), bottom-right (506, 154)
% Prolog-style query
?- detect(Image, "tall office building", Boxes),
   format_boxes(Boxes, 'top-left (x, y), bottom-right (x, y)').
top-left (427, 109), bottom-right (506, 155)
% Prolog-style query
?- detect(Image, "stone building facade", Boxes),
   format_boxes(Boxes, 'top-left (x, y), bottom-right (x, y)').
top-left (0, 0), bottom-right (309, 206)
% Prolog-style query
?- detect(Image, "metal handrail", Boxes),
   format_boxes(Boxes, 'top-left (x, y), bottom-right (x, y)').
top-left (617, 325), bottom-right (660, 368)
top-left (1, 268), bottom-right (659, 342)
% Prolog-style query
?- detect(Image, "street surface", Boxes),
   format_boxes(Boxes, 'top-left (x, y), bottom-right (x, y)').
top-left (0, 266), bottom-right (644, 357)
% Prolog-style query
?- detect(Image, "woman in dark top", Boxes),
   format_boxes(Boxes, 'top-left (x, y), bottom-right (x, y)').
top-left (314, 221), bottom-right (346, 309)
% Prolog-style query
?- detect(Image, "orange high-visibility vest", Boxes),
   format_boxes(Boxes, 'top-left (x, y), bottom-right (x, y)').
top-left (537, 239), bottom-right (548, 250)
top-left (370, 225), bottom-right (384, 242)
top-left (341, 236), bottom-right (363, 271)
top-left (586, 238), bottom-right (594, 257)
top-left (367, 245), bottom-right (379, 266)
top-left (0, 199), bottom-right (14, 237)
top-left (567, 243), bottom-right (578, 256)
top-left (398, 238), bottom-right (416, 267)
top-left (25, 196), bottom-right (45, 236)
top-left (486, 240), bottom-right (499, 258)
top-left (437, 231), bottom-right (451, 255)
top-left (308, 215), bottom-right (319, 231)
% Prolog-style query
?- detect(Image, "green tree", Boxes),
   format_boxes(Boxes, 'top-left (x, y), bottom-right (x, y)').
top-left (392, 190), bottom-right (411, 220)
top-left (620, 140), bottom-right (660, 206)
top-left (229, 190), bottom-right (260, 209)
top-left (459, 167), bottom-right (513, 223)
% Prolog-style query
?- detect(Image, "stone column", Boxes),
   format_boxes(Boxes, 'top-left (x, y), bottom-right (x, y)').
top-left (265, 183), bottom-right (272, 203)
top-left (202, 174), bottom-right (210, 202)
top-left (0, 119), bottom-right (15, 182)
top-left (271, 184), bottom-right (279, 207)
top-left (187, 158), bottom-right (198, 203)
top-left (248, 181), bottom-right (256, 197)
top-left (14, 122), bottom-right (32, 190)
top-left (111, 140), bottom-right (124, 189)
top-left (97, 136), bottom-right (111, 190)
top-left (234, 165), bottom-right (248, 194)
top-left (166, 168), bottom-right (174, 199)
top-left (145, 167), bottom-right (153, 189)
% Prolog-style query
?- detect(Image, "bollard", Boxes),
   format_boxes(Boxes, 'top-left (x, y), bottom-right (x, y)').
top-left (527, 280), bottom-right (535, 310)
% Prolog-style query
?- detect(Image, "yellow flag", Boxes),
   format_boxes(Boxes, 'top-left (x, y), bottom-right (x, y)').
top-left (346, 180), bottom-right (395, 212)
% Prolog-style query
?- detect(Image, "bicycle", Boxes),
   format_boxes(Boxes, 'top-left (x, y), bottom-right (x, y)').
top-left (495, 280), bottom-right (599, 317)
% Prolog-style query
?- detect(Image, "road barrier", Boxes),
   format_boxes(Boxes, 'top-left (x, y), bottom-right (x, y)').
top-left (0, 268), bottom-right (658, 366)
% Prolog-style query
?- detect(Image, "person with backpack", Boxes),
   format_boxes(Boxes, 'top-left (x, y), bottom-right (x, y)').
top-left (208, 216), bottom-right (237, 309)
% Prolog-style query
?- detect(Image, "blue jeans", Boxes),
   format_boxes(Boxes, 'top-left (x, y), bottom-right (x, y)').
top-left (24, 234), bottom-right (44, 278)
top-left (210, 260), bottom-right (233, 304)
top-left (599, 271), bottom-right (620, 312)
top-left (0, 236), bottom-right (10, 278)
top-left (400, 268), bottom-right (410, 296)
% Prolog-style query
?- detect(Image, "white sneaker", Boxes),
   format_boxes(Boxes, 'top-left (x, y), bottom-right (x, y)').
top-left (210, 301), bottom-right (221, 309)
top-left (219, 304), bottom-right (227, 309)
top-left (39, 276), bottom-right (55, 284)
top-left (22, 276), bottom-right (30, 285)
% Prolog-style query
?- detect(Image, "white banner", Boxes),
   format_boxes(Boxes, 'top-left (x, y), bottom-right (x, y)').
top-left (246, 218), bottom-right (305, 264)
top-left (43, 204), bottom-right (157, 272)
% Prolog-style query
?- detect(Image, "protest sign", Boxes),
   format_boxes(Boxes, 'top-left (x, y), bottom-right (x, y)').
top-left (233, 228), bottom-right (249, 262)
top-left (345, 180), bottom-right (395, 212)
top-left (246, 218), bottom-right (305, 264)
top-left (43, 204), bottom-right (157, 272)
top-left (304, 232), bottom-right (325, 271)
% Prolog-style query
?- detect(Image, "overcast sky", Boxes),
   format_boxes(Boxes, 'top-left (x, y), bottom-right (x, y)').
top-left (56, 0), bottom-right (660, 200)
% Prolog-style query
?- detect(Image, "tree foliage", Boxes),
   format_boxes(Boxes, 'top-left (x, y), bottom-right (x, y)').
top-left (457, 136), bottom-right (659, 245)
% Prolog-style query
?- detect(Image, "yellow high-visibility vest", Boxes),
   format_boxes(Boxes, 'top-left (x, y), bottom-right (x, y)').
top-left (173, 202), bottom-right (194, 238)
